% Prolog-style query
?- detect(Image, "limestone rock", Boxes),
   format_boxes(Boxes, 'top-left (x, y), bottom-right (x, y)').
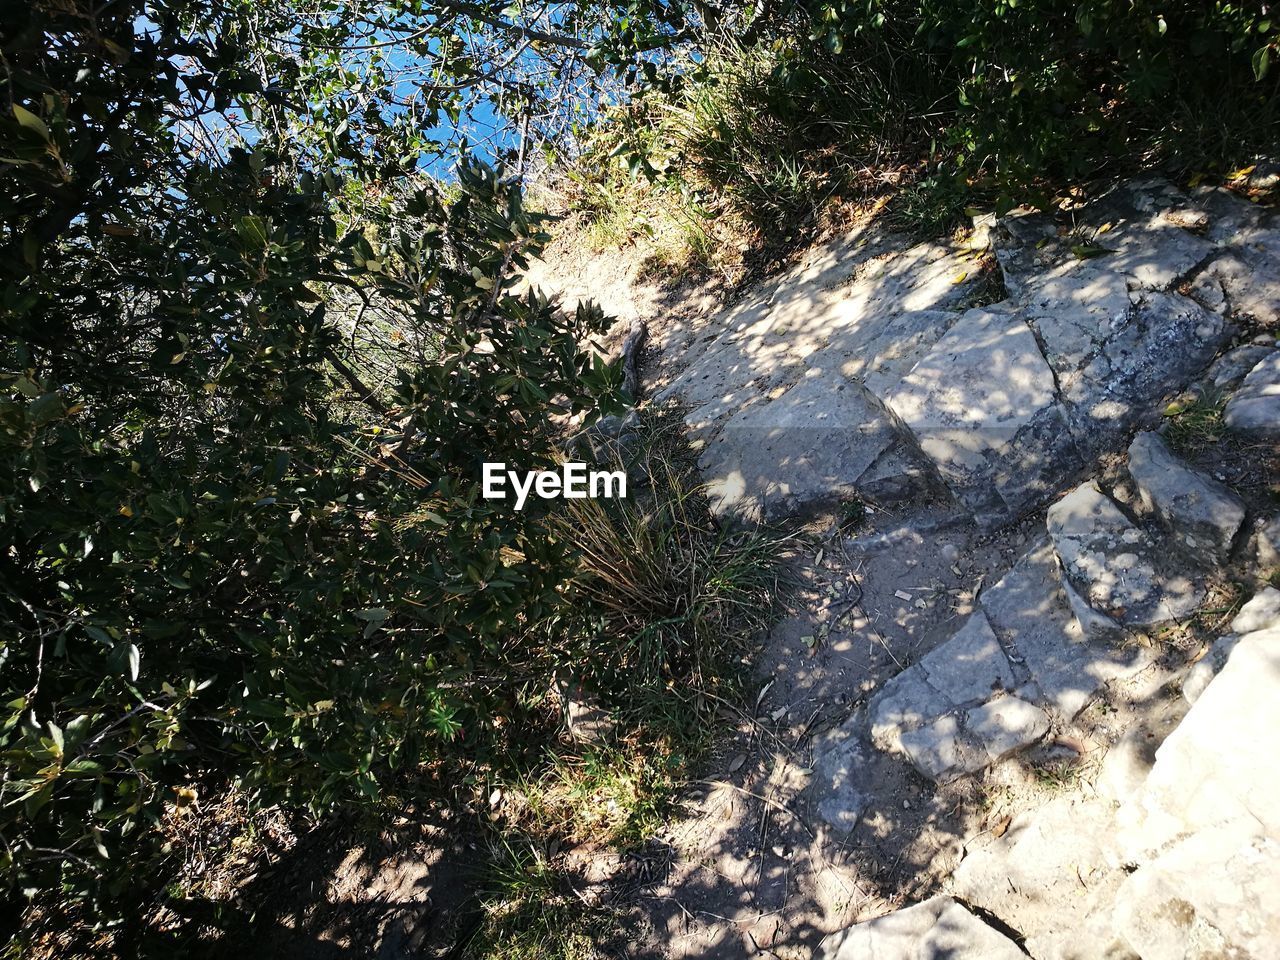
top-left (1096, 698), bottom-right (1189, 804)
top-left (952, 793), bottom-right (1138, 960)
top-left (868, 611), bottom-right (1050, 781)
top-left (1181, 633), bottom-right (1241, 705)
top-left (1232, 586), bottom-right (1280, 635)
top-left (884, 307), bottom-right (1082, 526)
top-left (1205, 342), bottom-right (1275, 391)
top-left (1225, 351), bottom-right (1280, 438)
top-left (810, 715), bottom-right (874, 832)
top-left (1199, 246), bottom-right (1280, 326)
top-left (1126, 431), bottom-right (1245, 562)
top-left (994, 179), bottom-right (1214, 297)
top-left (979, 538), bottom-right (1152, 718)
top-left (698, 367), bottom-right (895, 522)
top-left (912, 611), bottom-right (1017, 706)
top-left (817, 895), bottom-right (1025, 960)
top-left (1047, 481), bottom-right (1204, 634)
top-left (963, 695), bottom-right (1050, 761)
top-left (1185, 589), bottom-right (1280, 703)
top-left (1114, 817), bottom-right (1280, 960)
top-left (1118, 625), bottom-right (1280, 861)
top-left (1057, 291), bottom-right (1227, 457)
top-left (1255, 514), bottom-right (1280, 572)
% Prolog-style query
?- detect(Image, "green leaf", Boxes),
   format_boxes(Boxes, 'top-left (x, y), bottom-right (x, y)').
top-left (1253, 45), bottom-right (1272, 81)
top-left (236, 215), bottom-right (270, 250)
top-left (13, 104), bottom-right (50, 141)
top-left (1071, 242), bottom-right (1114, 260)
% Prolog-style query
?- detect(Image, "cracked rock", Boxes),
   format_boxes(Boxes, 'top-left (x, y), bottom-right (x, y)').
top-left (817, 895), bottom-right (1026, 960)
top-left (884, 307), bottom-right (1082, 527)
top-left (1127, 431), bottom-right (1245, 563)
top-left (1047, 480), bottom-right (1204, 635)
top-left (1225, 351), bottom-right (1280, 439)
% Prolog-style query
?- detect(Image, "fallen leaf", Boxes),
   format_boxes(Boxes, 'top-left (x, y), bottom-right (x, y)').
top-left (992, 814), bottom-right (1013, 839)
top-left (952, 271), bottom-right (968, 284)
top-left (756, 679), bottom-right (774, 707)
top-left (727, 753), bottom-right (747, 773)
top-left (1071, 242), bottom-right (1113, 260)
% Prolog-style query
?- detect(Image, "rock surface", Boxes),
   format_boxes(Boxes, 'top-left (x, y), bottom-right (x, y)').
top-left (1047, 481), bottom-right (1203, 634)
top-left (816, 895), bottom-right (1025, 960)
top-left (1224, 351), bottom-right (1280, 438)
top-left (1119, 625), bottom-right (1280, 862)
top-left (652, 177), bottom-right (1266, 528)
top-left (951, 793), bottom-right (1138, 960)
top-left (810, 715), bottom-right (874, 831)
top-left (869, 538), bottom-right (1150, 781)
top-left (1126, 431), bottom-right (1245, 562)
top-left (884, 307), bottom-right (1083, 526)
top-left (1114, 817), bottom-right (1280, 960)
top-left (698, 368), bottom-right (896, 521)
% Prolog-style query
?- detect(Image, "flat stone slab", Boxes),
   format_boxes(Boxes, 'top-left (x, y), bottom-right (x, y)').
top-left (869, 617), bottom-right (1049, 782)
top-left (1206, 342), bottom-right (1276, 391)
top-left (870, 537), bottom-right (1157, 780)
top-left (952, 793), bottom-right (1135, 960)
top-left (992, 180), bottom-right (1234, 458)
top-left (810, 715), bottom-right (874, 832)
top-left (1114, 817), bottom-right (1280, 960)
top-left (1047, 481), bottom-right (1204, 634)
top-left (1119, 624), bottom-right (1280, 860)
top-left (1225, 351), bottom-right (1280, 438)
top-left (980, 538), bottom-right (1153, 718)
top-left (884, 307), bottom-right (1082, 527)
top-left (994, 179), bottom-right (1216, 298)
top-left (698, 367), bottom-right (896, 521)
top-left (1127, 431), bottom-right (1245, 562)
top-left (1233, 586), bottom-right (1280, 635)
top-left (817, 895), bottom-right (1025, 960)
top-left (870, 610), bottom-right (1018, 749)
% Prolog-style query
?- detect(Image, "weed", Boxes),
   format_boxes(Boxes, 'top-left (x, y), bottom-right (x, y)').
top-left (885, 174), bottom-right (970, 238)
top-left (1164, 389), bottom-right (1228, 454)
top-left (464, 839), bottom-right (608, 960)
top-left (1033, 759), bottom-right (1082, 792)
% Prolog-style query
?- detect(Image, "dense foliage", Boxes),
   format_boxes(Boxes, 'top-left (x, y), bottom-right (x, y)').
top-left (0, 0), bottom-right (630, 937)
top-left (592, 1), bottom-right (1280, 237)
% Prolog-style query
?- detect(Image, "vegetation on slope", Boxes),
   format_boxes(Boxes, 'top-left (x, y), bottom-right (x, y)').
top-left (3, 0), bottom-right (1279, 955)
top-left (568, 2), bottom-right (1280, 266)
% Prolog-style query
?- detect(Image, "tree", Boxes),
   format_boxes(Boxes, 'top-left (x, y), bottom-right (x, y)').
top-left (0, 0), bottom-right (629, 939)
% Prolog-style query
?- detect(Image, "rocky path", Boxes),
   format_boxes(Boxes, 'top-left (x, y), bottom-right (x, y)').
top-left (538, 177), bottom-right (1280, 959)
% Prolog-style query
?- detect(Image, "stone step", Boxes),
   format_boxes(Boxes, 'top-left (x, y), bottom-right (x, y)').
top-left (1046, 480), bottom-right (1204, 638)
top-left (868, 538), bottom-right (1152, 782)
top-left (1126, 431), bottom-right (1246, 564)
top-left (882, 306), bottom-right (1083, 529)
top-left (1225, 351), bottom-right (1280, 439)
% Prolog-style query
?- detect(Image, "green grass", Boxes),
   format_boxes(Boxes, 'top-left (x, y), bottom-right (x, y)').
top-left (464, 839), bottom-right (608, 960)
top-left (1163, 388), bottom-right (1229, 454)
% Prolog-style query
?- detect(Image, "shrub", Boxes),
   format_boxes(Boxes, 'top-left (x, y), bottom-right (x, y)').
top-left (588, 1), bottom-right (1280, 235)
top-left (0, 1), bottom-right (622, 938)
